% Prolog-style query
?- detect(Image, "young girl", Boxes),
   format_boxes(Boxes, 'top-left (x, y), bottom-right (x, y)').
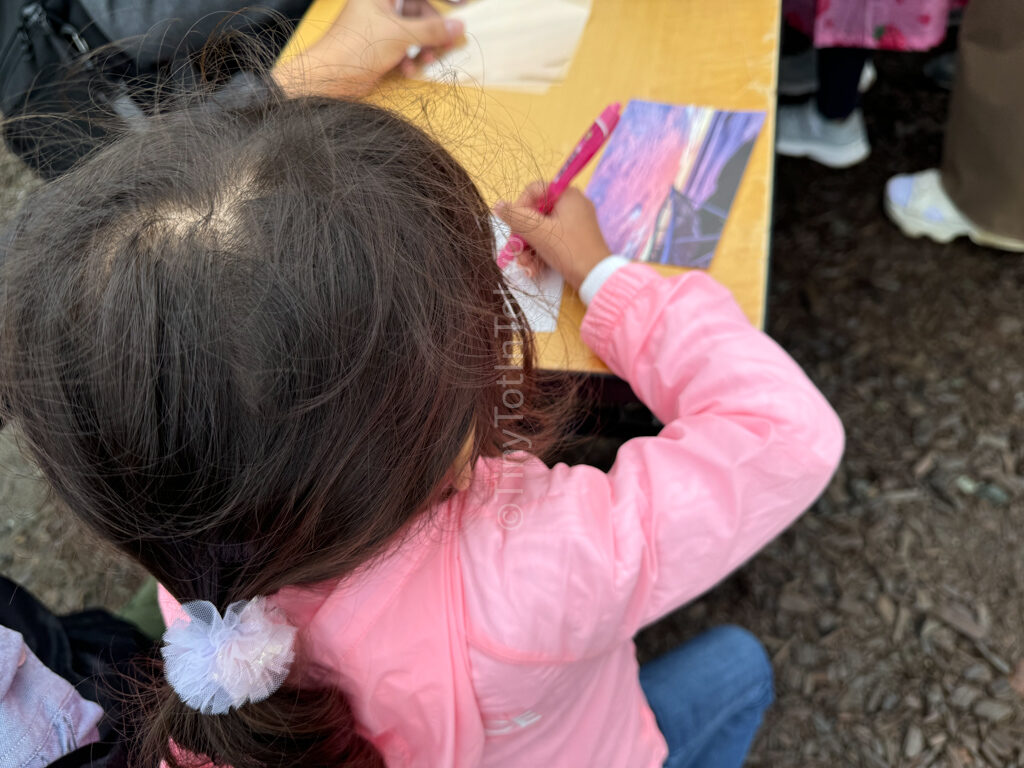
top-left (0, 88), bottom-right (844, 767)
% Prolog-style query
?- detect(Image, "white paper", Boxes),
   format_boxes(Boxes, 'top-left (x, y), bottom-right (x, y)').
top-left (418, 0), bottom-right (593, 93)
top-left (492, 216), bottom-right (563, 333)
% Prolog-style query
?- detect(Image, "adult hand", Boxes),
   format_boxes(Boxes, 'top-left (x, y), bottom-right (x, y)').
top-left (272, 0), bottom-right (464, 98)
top-left (495, 183), bottom-right (612, 291)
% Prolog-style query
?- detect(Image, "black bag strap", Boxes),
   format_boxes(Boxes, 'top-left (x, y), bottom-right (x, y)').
top-left (0, 1), bottom-right (115, 115)
top-left (2, 0), bottom-right (311, 177)
top-left (2, 0), bottom-right (310, 110)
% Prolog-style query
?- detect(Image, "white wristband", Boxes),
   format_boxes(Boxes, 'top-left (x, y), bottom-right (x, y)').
top-left (579, 255), bottom-right (630, 306)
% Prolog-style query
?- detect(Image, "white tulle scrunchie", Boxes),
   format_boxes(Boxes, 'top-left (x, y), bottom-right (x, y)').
top-left (161, 598), bottom-right (297, 715)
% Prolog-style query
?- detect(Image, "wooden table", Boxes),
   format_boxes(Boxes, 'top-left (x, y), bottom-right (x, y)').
top-left (280, 0), bottom-right (780, 374)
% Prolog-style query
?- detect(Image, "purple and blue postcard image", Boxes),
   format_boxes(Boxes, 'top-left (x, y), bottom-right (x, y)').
top-left (586, 100), bottom-right (765, 269)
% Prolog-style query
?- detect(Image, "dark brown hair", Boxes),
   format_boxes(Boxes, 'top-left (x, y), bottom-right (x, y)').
top-left (0, 83), bottom-right (569, 766)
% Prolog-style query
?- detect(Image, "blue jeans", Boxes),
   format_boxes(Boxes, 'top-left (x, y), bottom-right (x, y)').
top-left (639, 625), bottom-right (774, 768)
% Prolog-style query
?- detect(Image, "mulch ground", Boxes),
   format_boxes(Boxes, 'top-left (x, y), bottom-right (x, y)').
top-left (0, 48), bottom-right (1022, 768)
top-left (631, 50), bottom-right (1024, 767)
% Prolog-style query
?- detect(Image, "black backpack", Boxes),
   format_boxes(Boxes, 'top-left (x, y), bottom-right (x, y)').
top-left (0, 0), bottom-right (311, 178)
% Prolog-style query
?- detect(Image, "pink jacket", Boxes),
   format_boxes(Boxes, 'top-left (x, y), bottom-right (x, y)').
top-left (160, 264), bottom-right (845, 768)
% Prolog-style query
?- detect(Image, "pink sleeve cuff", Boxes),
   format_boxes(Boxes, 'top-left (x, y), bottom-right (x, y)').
top-left (578, 255), bottom-right (631, 305)
top-left (579, 263), bottom-right (659, 363)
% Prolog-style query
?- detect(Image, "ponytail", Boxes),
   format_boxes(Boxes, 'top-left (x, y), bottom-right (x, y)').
top-left (144, 677), bottom-right (382, 768)
top-left (124, 597), bottom-right (382, 767)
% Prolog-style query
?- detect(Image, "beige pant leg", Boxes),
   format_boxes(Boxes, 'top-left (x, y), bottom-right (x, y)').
top-left (941, 0), bottom-right (1024, 240)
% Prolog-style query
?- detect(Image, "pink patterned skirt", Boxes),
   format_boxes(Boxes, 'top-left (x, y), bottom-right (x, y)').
top-left (784, 0), bottom-right (965, 51)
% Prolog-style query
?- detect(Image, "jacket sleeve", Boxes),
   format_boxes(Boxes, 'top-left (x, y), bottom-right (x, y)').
top-left (460, 264), bottom-right (844, 661)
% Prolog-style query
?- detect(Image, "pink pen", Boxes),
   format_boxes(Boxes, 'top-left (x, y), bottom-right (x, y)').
top-left (497, 102), bottom-right (622, 270)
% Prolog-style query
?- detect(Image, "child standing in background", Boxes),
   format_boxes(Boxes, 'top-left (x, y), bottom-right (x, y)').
top-left (777, 0), bottom-right (962, 168)
top-left (0, 85), bottom-right (844, 767)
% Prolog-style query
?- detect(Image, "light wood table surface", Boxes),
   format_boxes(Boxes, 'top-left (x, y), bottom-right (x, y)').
top-left (280, 0), bottom-right (780, 374)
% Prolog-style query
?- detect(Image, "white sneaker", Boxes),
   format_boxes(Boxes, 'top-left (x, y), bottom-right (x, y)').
top-left (776, 101), bottom-right (870, 168)
top-left (884, 169), bottom-right (1024, 251)
top-left (778, 52), bottom-right (877, 97)
top-left (859, 61), bottom-right (878, 93)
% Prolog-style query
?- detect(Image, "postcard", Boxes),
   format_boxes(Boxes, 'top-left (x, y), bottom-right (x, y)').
top-left (586, 100), bottom-right (765, 269)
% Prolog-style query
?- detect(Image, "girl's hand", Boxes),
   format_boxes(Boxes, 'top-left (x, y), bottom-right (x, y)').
top-left (273, 0), bottom-right (464, 98)
top-left (495, 183), bottom-right (612, 291)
